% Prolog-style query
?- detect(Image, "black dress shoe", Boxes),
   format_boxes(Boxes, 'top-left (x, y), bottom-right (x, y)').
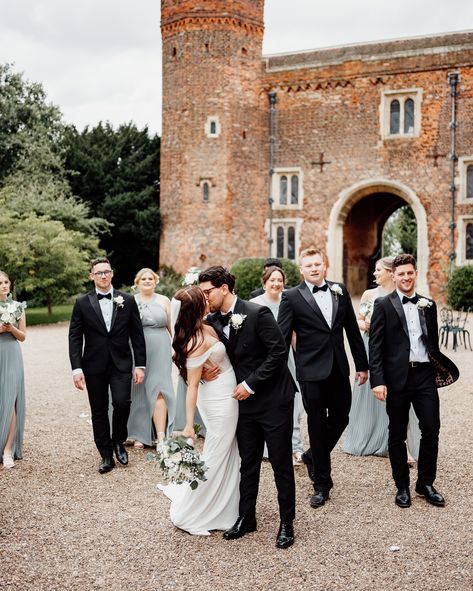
top-left (276, 521), bottom-right (294, 549)
top-left (223, 515), bottom-right (257, 540)
top-left (415, 484), bottom-right (445, 507)
top-left (98, 456), bottom-right (115, 474)
top-left (310, 489), bottom-right (330, 508)
top-left (301, 451), bottom-right (314, 483)
top-left (113, 443), bottom-right (128, 465)
top-left (395, 488), bottom-right (411, 508)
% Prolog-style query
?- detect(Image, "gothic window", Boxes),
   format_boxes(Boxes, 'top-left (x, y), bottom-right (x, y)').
top-left (273, 169), bottom-right (302, 209)
top-left (202, 182), bottom-right (209, 202)
top-left (382, 90), bottom-right (421, 139)
top-left (280, 176), bottom-right (288, 205)
top-left (467, 165), bottom-right (473, 199)
top-left (287, 226), bottom-right (295, 260)
top-left (290, 175), bottom-right (299, 205)
top-left (390, 100), bottom-right (400, 134)
top-left (466, 223), bottom-right (473, 260)
top-left (404, 98), bottom-right (415, 134)
top-left (276, 227), bottom-right (284, 258)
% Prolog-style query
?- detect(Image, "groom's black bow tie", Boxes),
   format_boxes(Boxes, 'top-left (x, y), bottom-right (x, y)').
top-left (217, 311), bottom-right (232, 327)
top-left (312, 284), bottom-right (328, 293)
top-left (97, 292), bottom-right (112, 300)
top-left (402, 294), bottom-right (418, 305)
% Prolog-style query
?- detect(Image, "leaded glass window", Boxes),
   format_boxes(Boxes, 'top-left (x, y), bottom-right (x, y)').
top-left (466, 223), bottom-right (473, 259)
top-left (202, 182), bottom-right (209, 202)
top-left (276, 227), bottom-right (284, 258)
top-left (404, 98), bottom-right (414, 134)
top-left (467, 165), bottom-right (473, 199)
top-left (287, 226), bottom-right (295, 260)
top-left (280, 176), bottom-right (288, 205)
top-left (390, 100), bottom-right (400, 134)
top-left (290, 175), bottom-right (299, 205)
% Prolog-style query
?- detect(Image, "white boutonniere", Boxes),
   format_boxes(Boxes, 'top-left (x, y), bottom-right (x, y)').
top-left (329, 284), bottom-right (343, 299)
top-left (416, 298), bottom-right (433, 311)
top-left (113, 295), bottom-right (125, 309)
top-left (229, 313), bottom-right (247, 332)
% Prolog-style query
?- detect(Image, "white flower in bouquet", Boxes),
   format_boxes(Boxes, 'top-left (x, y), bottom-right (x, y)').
top-left (229, 313), bottom-right (247, 331)
top-left (0, 297), bottom-right (26, 324)
top-left (147, 434), bottom-right (208, 490)
top-left (360, 300), bottom-right (374, 322)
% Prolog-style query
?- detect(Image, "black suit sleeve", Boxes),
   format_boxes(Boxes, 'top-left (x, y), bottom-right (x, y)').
top-left (427, 302), bottom-right (440, 352)
top-left (343, 291), bottom-right (369, 371)
top-left (68, 298), bottom-right (84, 371)
top-left (128, 296), bottom-right (146, 368)
top-left (368, 298), bottom-right (386, 388)
top-left (245, 305), bottom-right (289, 392)
top-left (277, 291), bottom-right (294, 349)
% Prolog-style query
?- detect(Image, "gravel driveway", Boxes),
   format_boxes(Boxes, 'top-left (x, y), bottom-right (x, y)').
top-left (1, 321), bottom-right (472, 590)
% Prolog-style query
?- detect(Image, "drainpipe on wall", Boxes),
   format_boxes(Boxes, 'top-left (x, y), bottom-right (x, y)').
top-left (268, 91), bottom-right (277, 257)
top-left (448, 71), bottom-right (459, 275)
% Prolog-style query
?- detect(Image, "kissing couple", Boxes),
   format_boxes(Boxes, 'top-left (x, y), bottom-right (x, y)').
top-left (158, 266), bottom-right (296, 548)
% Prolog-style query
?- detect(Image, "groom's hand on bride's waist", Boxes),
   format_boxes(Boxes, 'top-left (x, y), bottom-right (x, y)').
top-left (201, 365), bottom-right (220, 382)
top-left (233, 383), bottom-right (251, 401)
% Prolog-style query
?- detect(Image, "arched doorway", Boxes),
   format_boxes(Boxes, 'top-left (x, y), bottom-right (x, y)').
top-left (327, 179), bottom-right (429, 296)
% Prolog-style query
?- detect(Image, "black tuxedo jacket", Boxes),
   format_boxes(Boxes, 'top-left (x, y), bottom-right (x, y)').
top-left (69, 289), bottom-right (146, 375)
top-left (206, 298), bottom-right (295, 413)
top-left (278, 281), bottom-right (368, 382)
top-left (369, 291), bottom-right (456, 392)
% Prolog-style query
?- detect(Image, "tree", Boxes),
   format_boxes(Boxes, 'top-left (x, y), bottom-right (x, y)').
top-left (62, 122), bottom-right (161, 286)
top-left (382, 205), bottom-right (417, 258)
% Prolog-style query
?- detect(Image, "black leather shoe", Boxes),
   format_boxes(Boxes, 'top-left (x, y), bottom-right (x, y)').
top-left (310, 489), bottom-right (330, 508)
top-left (276, 521), bottom-right (294, 549)
top-left (98, 456), bottom-right (115, 474)
top-left (301, 451), bottom-right (314, 483)
top-left (223, 515), bottom-right (257, 540)
top-left (415, 484), bottom-right (445, 507)
top-left (113, 443), bottom-right (128, 465)
top-left (395, 488), bottom-right (411, 508)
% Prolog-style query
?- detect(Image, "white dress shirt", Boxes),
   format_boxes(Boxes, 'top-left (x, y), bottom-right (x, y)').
top-left (306, 280), bottom-right (333, 328)
top-left (97, 288), bottom-right (114, 332)
top-left (397, 290), bottom-right (429, 363)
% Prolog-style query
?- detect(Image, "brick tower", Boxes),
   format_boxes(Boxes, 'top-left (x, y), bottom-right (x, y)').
top-left (160, 0), bottom-right (267, 272)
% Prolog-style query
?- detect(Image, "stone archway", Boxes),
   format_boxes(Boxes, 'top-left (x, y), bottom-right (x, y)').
top-left (327, 179), bottom-right (429, 295)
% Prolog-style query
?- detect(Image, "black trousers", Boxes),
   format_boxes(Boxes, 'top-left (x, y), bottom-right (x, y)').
top-left (236, 401), bottom-right (295, 522)
top-left (386, 363), bottom-right (440, 488)
top-left (84, 361), bottom-right (132, 457)
top-left (300, 363), bottom-right (352, 491)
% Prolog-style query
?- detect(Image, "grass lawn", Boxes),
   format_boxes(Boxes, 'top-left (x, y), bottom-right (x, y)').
top-left (26, 304), bottom-right (72, 326)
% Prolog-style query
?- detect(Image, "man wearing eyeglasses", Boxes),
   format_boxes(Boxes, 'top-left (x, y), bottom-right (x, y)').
top-left (69, 256), bottom-right (146, 474)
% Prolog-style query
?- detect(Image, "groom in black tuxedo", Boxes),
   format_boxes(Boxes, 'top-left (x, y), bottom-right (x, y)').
top-left (369, 253), bottom-right (459, 508)
top-left (278, 248), bottom-right (368, 508)
top-left (69, 257), bottom-right (146, 474)
top-left (199, 266), bottom-right (296, 549)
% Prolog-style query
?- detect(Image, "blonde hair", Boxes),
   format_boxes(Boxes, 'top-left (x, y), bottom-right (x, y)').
top-left (299, 247), bottom-right (329, 267)
top-left (377, 256), bottom-right (394, 271)
top-left (134, 268), bottom-right (160, 286)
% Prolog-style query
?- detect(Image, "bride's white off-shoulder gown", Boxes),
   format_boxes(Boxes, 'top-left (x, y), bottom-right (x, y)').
top-left (158, 342), bottom-right (240, 535)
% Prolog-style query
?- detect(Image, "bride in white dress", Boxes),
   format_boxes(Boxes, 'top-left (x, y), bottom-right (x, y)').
top-left (158, 286), bottom-right (240, 535)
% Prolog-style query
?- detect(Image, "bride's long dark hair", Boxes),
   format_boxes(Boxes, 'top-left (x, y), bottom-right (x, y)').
top-left (172, 286), bottom-right (207, 381)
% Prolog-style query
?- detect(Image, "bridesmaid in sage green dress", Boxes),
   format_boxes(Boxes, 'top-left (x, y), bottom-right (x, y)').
top-left (0, 271), bottom-right (27, 469)
top-left (126, 269), bottom-right (175, 448)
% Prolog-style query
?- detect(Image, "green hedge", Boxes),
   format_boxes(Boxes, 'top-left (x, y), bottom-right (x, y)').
top-left (447, 265), bottom-right (473, 310)
top-left (230, 258), bottom-right (300, 301)
top-left (26, 304), bottom-right (73, 326)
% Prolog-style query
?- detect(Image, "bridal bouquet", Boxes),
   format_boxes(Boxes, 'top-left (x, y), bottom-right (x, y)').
top-left (0, 297), bottom-right (27, 324)
top-left (360, 300), bottom-right (374, 322)
top-left (148, 435), bottom-right (208, 490)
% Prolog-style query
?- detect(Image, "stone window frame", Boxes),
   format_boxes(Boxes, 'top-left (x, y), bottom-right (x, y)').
top-left (380, 88), bottom-right (422, 140)
top-left (457, 215), bottom-right (473, 265)
top-left (457, 156), bottom-right (473, 203)
top-left (271, 167), bottom-right (303, 210)
top-left (205, 116), bottom-right (221, 138)
top-left (198, 177), bottom-right (215, 202)
top-left (266, 217), bottom-right (303, 261)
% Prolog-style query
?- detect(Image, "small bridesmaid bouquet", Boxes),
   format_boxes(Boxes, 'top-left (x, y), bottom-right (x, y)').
top-left (147, 433), bottom-right (208, 490)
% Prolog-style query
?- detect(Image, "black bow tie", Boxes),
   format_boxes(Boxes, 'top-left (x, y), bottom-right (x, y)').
top-left (402, 295), bottom-right (418, 305)
top-left (313, 284), bottom-right (328, 293)
top-left (97, 292), bottom-right (112, 300)
top-left (217, 312), bottom-right (232, 327)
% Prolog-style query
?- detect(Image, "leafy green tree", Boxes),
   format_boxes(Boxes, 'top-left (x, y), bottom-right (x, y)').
top-left (0, 213), bottom-right (99, 314)
top-left (231, 258), bottom-right (300, 300)
top-left (382, 205), bottom-right (417, 258)
top-left (62, 122), bottom-right (161, 286)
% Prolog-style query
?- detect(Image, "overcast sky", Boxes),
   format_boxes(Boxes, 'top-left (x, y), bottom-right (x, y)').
top-left (1, 0), bottom-right (472, 134)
